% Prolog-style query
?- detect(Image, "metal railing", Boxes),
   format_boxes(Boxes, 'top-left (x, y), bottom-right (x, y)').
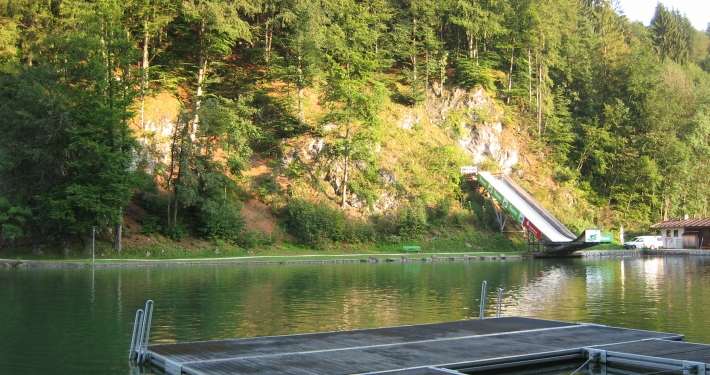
top-left (479, 281), bottom-right (504, 319)
top-left (129, 300), bottom-right (154, 364)
top-left (584, 347), bottom-right (707, 375)
top-left (460, 166), bottom-right (478, 176)
top-left (479, 281), bottom-right (488, 319)
top-left (496, 288), bottom-right (503, 318)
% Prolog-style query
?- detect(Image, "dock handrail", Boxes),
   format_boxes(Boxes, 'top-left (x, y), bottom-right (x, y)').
top-left (479, 282), bottom-right (504, 319)
top-left (496, 288), bottom-right (503, 318)
top-left (128, 309), bottom-right (144, 360)
top-left (129, 300), bottom-right (154, 364)
top-left (479, 281), bottom-right (487, 319)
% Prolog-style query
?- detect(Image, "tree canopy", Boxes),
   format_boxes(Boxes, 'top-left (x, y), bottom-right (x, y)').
top-left (1, 0), bottom-right (709, 249)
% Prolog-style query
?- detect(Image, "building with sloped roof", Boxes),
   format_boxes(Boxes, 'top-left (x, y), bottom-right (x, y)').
top-left (650, 217), bottom-right (710, 249)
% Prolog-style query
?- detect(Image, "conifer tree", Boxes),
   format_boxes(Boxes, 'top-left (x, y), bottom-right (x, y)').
top-left (0, 0), bottom-right (140, 251)
top-left (322, 0), bottom-right (385, 209)
top-left (650, 4), bottom-right (689, 64)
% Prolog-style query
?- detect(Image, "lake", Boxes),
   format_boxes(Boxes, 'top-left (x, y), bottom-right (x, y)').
top-left (1, 255), bottom-right (709, 374)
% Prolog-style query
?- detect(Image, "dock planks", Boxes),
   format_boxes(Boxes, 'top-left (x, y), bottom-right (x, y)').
top-left (145, 317), bottom-right (697, 375)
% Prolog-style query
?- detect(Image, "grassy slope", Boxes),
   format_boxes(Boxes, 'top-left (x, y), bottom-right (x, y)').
top-left (3, 83), bottom-right (612, 258)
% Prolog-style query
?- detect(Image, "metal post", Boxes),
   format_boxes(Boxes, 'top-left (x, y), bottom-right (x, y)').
top-left (129, 309), bottom-right (144, 360)
top-left (479, 280), bottom-right (487, 319)
top-left (496, 288), bottom-right (503, 318)
top-left (91, 226), bottom-right (96, 263)
top-left (140, 300), bottom-right (154, 363)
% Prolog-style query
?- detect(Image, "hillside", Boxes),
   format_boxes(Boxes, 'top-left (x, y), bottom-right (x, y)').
top-left (1, 0), bottom-right (709, 255)
top-left (126, 82), bottom-right (537, 253)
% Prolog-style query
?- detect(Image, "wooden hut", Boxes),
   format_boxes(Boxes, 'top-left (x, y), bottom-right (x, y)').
top-left (650, 217), bottom-right (710, 249)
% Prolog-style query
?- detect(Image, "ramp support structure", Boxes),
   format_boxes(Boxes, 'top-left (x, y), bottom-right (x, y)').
top-left (475, 171), bottom-right (611, 256)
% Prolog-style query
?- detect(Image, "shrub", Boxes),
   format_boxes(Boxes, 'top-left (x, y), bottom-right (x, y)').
top-left (397, 200), bottom-right (428, 236)
top-left (164, 221), bottom-right (188, 242)
top-left (282, 198), bottom-right (346, 247)
top-left (452, 58), bottom-right (497, 91)
top-left (254, 174), bottom-right (280, 199)
top-left (370, 212), bottom-right (398, 241)
top-left (342, 220), bottom-right (376, 243)
top-left (430, 198), bottom-right (454, 224)
top-left (391, 70), bottom-right (426, 106)
top-left (392, 84), bottom-right (426, 106)
top-left (450, 210), bottom-right (473, 229)
top-left (140, 193), bottom-right (169, 217)
top-left (236, 229), bottom-right (274, 248)
top-left (140, 216), bottom-right (162, 235)
top-left (198, 200), bottom-right (245, 244)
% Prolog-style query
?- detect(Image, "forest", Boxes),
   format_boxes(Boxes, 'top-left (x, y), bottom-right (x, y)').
top-left (0, 0), bottom-right (709, 253)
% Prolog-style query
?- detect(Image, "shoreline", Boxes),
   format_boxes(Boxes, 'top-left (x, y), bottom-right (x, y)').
top-left (3, 248), bottom-right (709, 268)
top-left (3, 253), bottom-right (520, 268)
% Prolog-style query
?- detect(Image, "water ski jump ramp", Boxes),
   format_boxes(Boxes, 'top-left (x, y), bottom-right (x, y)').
top-left (477, 171), bottom-right (611, 255)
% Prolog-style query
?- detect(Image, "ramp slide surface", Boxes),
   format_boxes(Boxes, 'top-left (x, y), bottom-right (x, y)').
top-left (477, 172), bottom-right (577, 243)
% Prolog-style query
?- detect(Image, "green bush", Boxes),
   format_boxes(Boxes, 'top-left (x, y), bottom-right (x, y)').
top-left (392, 84), bottom-right (426, 106)
top-left (391, 71), bottom-right (426, 106)
top-left (370, 213), bottom-right (398, 241)
top-left (236, 229), bottom-right (274, 248)
top-left (281, 198), bottom-right (346, 247)
top-left (164, 221), bottom-right (188, 242)
top-left (430, 198), bottom-right (454, 224)
top-left (397, 200), bottom-right (429, 236)
top-left (140, 193), bottom-right (169, 217)
top-left (140, 216), bottom-right (162, 235)
top-left (198, 200), bottom-right (245, 244)
top-left (452, 59), bottom-right (497, 91)
top-left (450, 210), bottom-right (473, 229)
top-left (254, 174), bottom-right (280, 199)
top-left (342, 220), bottom-right (376, 243)
top-left (133, 169), bottom-right (158, 194)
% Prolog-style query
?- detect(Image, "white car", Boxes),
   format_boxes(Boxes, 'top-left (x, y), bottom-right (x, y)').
top-left (623, 236), bottom-right (663, 249)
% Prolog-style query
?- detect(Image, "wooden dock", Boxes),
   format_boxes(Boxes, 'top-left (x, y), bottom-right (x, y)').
top-left (144, 317), bottom-right (710, 375)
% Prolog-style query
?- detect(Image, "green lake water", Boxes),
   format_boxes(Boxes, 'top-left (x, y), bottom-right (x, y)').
top-left (1, 255), bottom-right (709, 374)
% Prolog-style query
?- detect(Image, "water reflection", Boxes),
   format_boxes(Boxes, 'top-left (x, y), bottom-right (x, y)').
top-left (504, 264), bottom-right (587, 320)
top-left (1, 256), bottom-right (710, 375)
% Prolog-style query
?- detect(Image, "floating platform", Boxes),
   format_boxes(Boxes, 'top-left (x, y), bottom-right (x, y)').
top-left (141, 316), bottom-right (710, 374)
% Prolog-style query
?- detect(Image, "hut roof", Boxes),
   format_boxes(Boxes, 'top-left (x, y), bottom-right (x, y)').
top-left (650, 218), bottom-right (710, 229)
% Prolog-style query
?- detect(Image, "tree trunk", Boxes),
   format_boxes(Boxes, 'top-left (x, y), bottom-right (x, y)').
top-left (192, 57), bottom-right (206, 139)
top-left (507, 41), bottom-right (515, 104)
top-left (411, 18), bottom-right (417, 81)
top-left (536, 50), bottom-right (542, 137)
top-left (425, 50), bottom-right (430, 108)
top-left (341, 127), bottom-right (351, 209)
top-left (166, 179), bottom-right (172, 226)
top-left (341, 154), bottom-right (349, 209)
top-left (265, 27), bottom-right (272, 64)
top-left (297, 54), bottom-right (304, 123)
top-left (173, 183), bottom-right (179, 224)
top-left (439, 52), bottom-right (447, 96)
top-left (191, 21), bottom-right (207, 140)
top-left (114, 224), bottom-right (122, 253)
top-left (474, 39), bottom-right (479, 62)
top-left (664, 195), bottom-right (670, 221)
top-left (624, 193), bottom-right (635, 219)
top-left (165, 118), bottom-right (183, 227)
top-left (140, 15), bottom-right (149, 130)
top-left (114, 208), bottom-right (123, 253)
top-left (468, 34), bottom-right (474, 59)
top-left (528, 48), bottom-right (532, 104)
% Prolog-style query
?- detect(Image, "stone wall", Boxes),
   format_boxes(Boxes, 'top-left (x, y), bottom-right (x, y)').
top-left (578, 249), bottom-right (643, 257)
